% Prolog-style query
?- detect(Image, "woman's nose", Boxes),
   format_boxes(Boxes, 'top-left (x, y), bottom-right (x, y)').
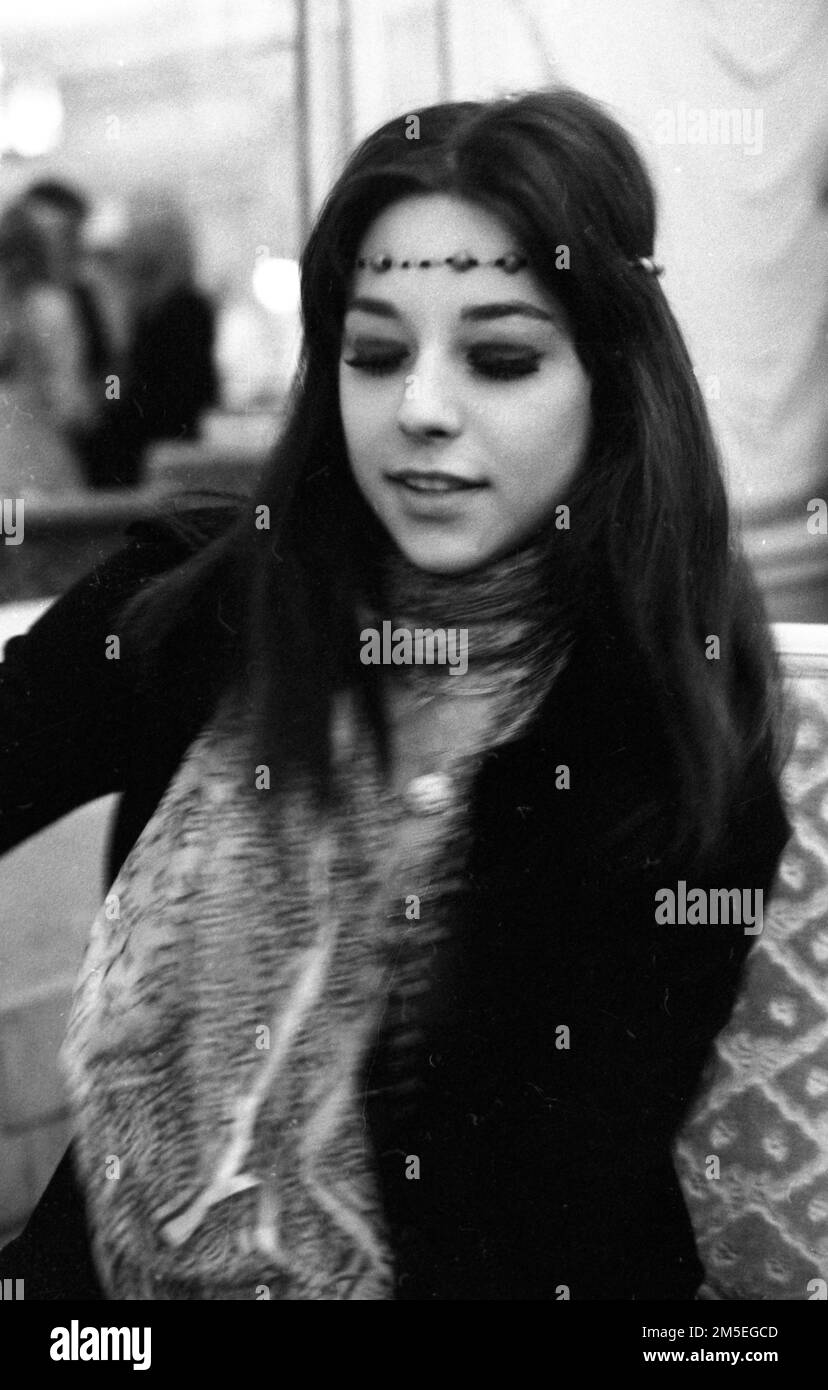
top-left (396, 357), bottom-right (462, 438)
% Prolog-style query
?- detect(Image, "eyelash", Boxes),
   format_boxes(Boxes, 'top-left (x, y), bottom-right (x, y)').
top-left (342, 350), bottom-right (543, 381)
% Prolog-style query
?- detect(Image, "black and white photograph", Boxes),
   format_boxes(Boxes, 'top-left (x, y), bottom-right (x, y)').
top-left (0, 0), bottom-right (826, 1359)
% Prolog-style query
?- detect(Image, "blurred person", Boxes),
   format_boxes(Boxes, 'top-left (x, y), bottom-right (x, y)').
top-left (86, 193), bottom-right (219, 488)
top-left (0, 203), bottom-right (91, 496)
top-left (0, 90), bottom-right (790, 1300)
top-left (19, 179), bottom-right (114, 480)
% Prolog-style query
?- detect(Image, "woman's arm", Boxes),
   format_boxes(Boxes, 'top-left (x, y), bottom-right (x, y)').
top-left (0, 523), bottom-right (195, 857)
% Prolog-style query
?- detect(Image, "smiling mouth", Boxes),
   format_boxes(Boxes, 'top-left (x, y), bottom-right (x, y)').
top-left (387, 471), bottom-right (488, 494)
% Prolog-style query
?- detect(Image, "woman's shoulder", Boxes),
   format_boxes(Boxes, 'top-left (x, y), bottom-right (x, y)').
top-left (121, 496), bottom-right (240, 556)
top-left (97, 496), bottom-right (242, 612)
top-left (3, 498), bottom-right (241, 671)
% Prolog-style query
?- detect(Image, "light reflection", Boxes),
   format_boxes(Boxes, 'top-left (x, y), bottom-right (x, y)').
top-left (0, 76), bottom-right (64, 157)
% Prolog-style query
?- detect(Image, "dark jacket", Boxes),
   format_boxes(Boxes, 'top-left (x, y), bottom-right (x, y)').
top-left (0, 507), bottom-right (790, 1300)
top-left (80, 288), bottom-right (218, 489)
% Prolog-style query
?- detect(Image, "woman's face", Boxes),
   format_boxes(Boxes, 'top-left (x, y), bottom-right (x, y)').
top-left (339, 194), bottom-right (592, 574)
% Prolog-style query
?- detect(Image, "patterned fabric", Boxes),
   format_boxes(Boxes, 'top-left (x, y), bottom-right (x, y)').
top-left (62, 682), bottom-right (404, 1299)
top-left (59, 544), bottom-right (570, 1300)
top-left (676, 655), bottom-right (828, 1301)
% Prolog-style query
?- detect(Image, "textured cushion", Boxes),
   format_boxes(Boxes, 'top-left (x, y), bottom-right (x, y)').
top-left (676, 626), bottom-right (828, 1301)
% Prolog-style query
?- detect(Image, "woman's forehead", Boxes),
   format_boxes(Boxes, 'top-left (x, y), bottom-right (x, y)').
top-left (343, 281), bottom-right (564, 335)
top-left (345, 193), bottom-right (566, 328)
top-left (356, 192), bottom-right (518, 262)
top-left (347, 193), bottom-right (567, 325)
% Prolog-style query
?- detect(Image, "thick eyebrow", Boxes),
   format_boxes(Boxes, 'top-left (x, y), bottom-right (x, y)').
top-left (344, 295), bottom-right (557, 325)
top-left (460, 302), bottom-right (556, 324)
top-left (345, 296), bottom-right (398, 320)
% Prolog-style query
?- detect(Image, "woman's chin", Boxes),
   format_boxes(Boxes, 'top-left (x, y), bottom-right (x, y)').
top-left (392, 539), bottom-right (497, 576)
top-left (384, 525), bottom-right (506, 576)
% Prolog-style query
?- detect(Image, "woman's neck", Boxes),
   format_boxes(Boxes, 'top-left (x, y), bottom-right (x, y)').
top-left (361, 533), bottom-right (574, 696)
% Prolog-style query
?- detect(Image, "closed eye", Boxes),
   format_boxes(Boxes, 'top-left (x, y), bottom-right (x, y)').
top-left (342, 350), bottom-right (407, 376)
top-left (467, 348), bottom-right (543, 380)
top-left (342, 348), bottom-right (544, 381)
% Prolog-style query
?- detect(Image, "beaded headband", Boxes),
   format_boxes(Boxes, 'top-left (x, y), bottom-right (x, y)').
top-left (355, 250), bottom-right (664, 275)
top-left (356, 251), bottom-right (528, 273)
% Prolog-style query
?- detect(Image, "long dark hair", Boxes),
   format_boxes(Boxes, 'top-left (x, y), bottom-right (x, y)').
top-left (119, 87), bottom-right (784, 865)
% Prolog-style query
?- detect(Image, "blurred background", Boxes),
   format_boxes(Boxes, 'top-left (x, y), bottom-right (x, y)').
top-left (1, 0), bottom-right (828, 1296)
top-left (0, 0), bottom-right (825, 616)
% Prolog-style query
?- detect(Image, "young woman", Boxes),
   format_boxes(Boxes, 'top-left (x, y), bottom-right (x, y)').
top-left (0, 88), bottom-right (789, 1300)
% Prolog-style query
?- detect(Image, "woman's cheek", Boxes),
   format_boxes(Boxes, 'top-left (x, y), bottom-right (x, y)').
top-left (500, 396), bottom-right (590, 505)
top-left (343, 387), bottom-right (390, 457)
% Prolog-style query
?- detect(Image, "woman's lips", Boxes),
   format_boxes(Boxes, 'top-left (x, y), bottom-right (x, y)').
top-left (386, 471), bottom-right (488, 495)
top-left (386, 471), bottom-right (489, 521)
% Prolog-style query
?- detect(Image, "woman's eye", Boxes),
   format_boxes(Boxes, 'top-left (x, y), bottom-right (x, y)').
top-left (342, 352), bottom-right (407, 377)
top-left (468, 349), bottom-right (543, 380)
